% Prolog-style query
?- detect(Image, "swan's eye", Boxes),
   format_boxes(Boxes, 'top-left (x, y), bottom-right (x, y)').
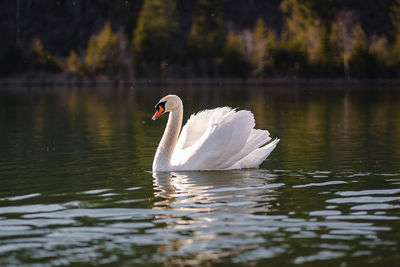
top-left (155, 101), bottom-right (166, 112)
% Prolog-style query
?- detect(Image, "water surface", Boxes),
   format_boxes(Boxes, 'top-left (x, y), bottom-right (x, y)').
top-left (0, 85), bottom-right (400, 266)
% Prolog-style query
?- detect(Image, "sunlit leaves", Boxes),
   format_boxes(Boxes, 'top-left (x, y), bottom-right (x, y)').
top-left (32, 39), bottom-right (63, 72)
top-left (84, 22), bottom-right (120, 77)
top-left (132, 0), bottom-right (178, 63)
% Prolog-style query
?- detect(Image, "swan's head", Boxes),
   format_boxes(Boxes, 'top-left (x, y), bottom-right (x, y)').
top-left (152, 95), bottom-right (182, 120)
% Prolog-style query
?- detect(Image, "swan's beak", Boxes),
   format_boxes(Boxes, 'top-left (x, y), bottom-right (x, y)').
top-left (152, 106), bottom-right (164, 120)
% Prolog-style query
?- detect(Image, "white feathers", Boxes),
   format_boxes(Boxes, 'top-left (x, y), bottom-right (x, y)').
top-left (170, 107), bottom-right (279, 171)
top-left (152, 95), bottom-right (278, 172)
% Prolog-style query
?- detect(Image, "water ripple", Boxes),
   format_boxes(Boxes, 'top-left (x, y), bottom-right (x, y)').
top-left (293, 181), bottom-right (347, 188)
top-left (294, 251), bottom-right (345, 264)
top-left (351, 204), bottom-right (400, 210)
top-left (336, 188), bottom-right (400, 196)
top-left (0, 170), bottom-right (399, 266)
top-left (0, 204), bottom-right (64, 215)
top-left (211, 183), bottom-right (284, 192)
top-left (326, 196), bottom-right (400, 204)
top-left (0, 193), bottom-right (41, 201)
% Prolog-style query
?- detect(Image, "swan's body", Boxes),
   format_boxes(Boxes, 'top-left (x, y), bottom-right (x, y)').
top-left (152, 95), bottom-right (279, 171)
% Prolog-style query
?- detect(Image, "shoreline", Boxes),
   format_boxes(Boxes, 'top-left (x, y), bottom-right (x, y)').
top-left (1, 74), bottom-right (400, 87)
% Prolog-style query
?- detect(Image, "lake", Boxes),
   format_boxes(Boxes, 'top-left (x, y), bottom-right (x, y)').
top-left (0, 84), bottom-right (400, 266)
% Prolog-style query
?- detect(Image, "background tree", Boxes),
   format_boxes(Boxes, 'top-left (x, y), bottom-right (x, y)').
top-left (251, 18), bottom-right (277, 77)
top-left (32, 39), bottom-right (63, 72)
top-left (336, 10), bottom-right (358, 79)
top-left (222, 33), bottom-right (248, 77)
top-left (84, 22), bottom-right (120, 77)
top-left (369, 34), bottom-right (391, 76)
top-left (0, 0), bottom-right (397, 79)
top-left (115, 0), bottom-right (144, 37)
top-left (66, 50), bottom-right (82, 75)
top-left (280, 0), bottom-right (331, 56)
top-left (348, 23), bottom-right (380, 78)
top-left (391, 0), bottom-right (400, 67)
top-left (280, 0), bottom-right (336, 76)
top-left (186, 0), bottom-right (224, 77)
top-left (311, 21), bottom-right (342, 77)
top-left (279, 0), bottom-right (319, 76)
top-left (132, 0), bottom-right (178, 77)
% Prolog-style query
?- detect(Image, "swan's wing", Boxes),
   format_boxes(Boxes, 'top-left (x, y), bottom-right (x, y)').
top-left (218, 129), bottom-right (271, 169)
top-left (174, 107), bottom-right (234, 151)
top-left (171, 107), bottom-right (255, 170)
top-left (226, 138), bottom-right (280, 169)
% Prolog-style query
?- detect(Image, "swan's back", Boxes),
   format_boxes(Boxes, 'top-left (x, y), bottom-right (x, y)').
top-left (171, 107), bottom-right (279, 170)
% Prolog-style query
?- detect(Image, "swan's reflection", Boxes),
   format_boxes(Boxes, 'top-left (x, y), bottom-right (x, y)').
top-left (152, 170), bottom-right (282, 213)
top-left (151, 170), bottom-right (283, 263)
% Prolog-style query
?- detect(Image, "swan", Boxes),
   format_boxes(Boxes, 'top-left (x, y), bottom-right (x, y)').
top-left (152, 95), bottom-right (279, 171)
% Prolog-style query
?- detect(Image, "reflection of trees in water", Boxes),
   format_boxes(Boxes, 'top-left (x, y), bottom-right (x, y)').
top-left (244, 87), bottom-right (400, 172)
top-left (2, 86), bottom-right (399, 176)
top-left (15, 86), bottom-right (400, 173)
top-left (27, 87), bottom-right (157, 175)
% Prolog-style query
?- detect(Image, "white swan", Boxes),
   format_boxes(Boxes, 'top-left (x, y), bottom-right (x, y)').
top-left (152, 95), bottom-right (279, 171)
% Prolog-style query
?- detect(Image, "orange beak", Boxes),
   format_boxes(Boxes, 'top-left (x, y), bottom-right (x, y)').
top-left (152, 106), bottom-right (164, 120)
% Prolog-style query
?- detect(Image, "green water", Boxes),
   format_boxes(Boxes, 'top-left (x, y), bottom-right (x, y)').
top-left (0, 85), bottom-right (400, 266)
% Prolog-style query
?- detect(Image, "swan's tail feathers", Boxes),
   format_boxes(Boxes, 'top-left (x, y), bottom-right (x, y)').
top-left (226, 138), bottom-right (280, 170)
top-left (219, 129), bottom-right (269, 169)
top-left (258, 138), bottom-right (280, 162)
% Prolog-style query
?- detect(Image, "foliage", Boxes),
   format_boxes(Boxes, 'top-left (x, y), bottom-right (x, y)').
top-left (66, 50), bottom-right (82, 75)
top-left (187, 0), bottom-right (224, 60)
top-left (280, 0), bottom-right (340, 76)
top-left (32, 39), bottom-right (63, 72)
top-left (84, 22), bottom-right (119, 77)
top-left (280, 1), bottom-right (334, 48)
top-left (132, 0), bottom-right (178, 65)
top-left (335, 10), bottom-right (358, 79)
top-left (251, 18), bottom-right (277, 76)
top-left (115, 0), bottom-right (145, 36)
top-left (347, 23), bottom-right (380, 78)
top-left (369, 35), bottom-right (391, 76)
top-left (221, 33), bottom-right (248, 77)
top-left (391, 0), bottom-right (400, 65)
top-left (310, 22), bottom-right (342, 77)
top-left (280, 0), bottom-right (319, 51)
top-left (3, 0), bottom-right (400, 79)
top-left (186, 0), bottom-right (224, 77)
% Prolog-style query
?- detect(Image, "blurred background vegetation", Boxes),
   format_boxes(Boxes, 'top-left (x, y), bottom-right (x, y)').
top-left (2, 0), bottom-right (400, 80)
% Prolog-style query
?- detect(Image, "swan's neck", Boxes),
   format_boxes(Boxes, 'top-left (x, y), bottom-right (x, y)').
top-left (153, 103), bottom-right (183, 171)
